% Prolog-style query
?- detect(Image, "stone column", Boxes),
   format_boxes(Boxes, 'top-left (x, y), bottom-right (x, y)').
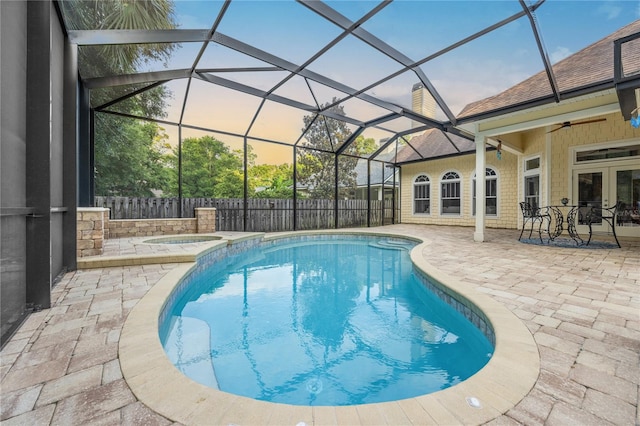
top-left (77, 207), bottom-right (109, 257)
top-left (195, 208), bottom-right (216, 233)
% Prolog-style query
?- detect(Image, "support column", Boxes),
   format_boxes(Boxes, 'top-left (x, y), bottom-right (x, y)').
top-left (63, 39), bottom-right (78, 270)
top-left (544, 130), bottom-right (552, 206)
top-left (293, 146), bottom-right (297, 231)
top-left (474, 133), bottom-right (487, 242)
top-left (26, 0), bottom-right (52, 308)
top-left (334, 155), bottom-right (339, 229)
top-left (77, 83), bottom-right (92, 207)
top-left (366, 160), bottom-right (371, 227)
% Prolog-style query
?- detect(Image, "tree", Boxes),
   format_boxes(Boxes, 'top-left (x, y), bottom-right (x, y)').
top-left (297, 100), bottom-right (378, 199)
top-left (95, 118), bottom-right (170, 196)
top-left (61, 0), bottom-right (178, 196)
top-left (354, 135), bottom-right (378, 156)
top-left (168, 136), bottom-right (245, 198)
top-left (250, 164), bottom-right (297, 199)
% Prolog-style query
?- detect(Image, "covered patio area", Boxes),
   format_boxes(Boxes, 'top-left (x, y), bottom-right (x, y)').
top-left (1, 225), bottom-right (638, 424)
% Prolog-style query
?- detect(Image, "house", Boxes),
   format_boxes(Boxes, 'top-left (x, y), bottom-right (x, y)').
top-left (398, 20), bottom-right (640, 243)
top-left (354, 158), bottom-right (398, 201)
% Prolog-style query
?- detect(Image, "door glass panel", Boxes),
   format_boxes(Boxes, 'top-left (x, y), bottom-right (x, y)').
top-left (524, 175), bottom-right (539, 210)
top-left (616, 169), bottom-right (640, 227)
top-left (577, 172), bottom-right (603, 225)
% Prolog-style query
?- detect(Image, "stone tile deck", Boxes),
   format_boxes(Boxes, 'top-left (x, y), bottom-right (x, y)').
top-left (1, 225), bottom-right (638, 425)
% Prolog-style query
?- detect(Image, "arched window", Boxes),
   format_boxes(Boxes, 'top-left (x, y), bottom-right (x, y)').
top-left (473, 168), bottom-right (498, 216)
top-left (413, 174), bottom-right (430, 214)
top-left (440, 171), bottom-right (461, 215)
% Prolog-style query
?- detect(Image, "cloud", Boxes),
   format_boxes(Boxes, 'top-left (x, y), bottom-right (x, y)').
top-left (550, 47), bottom-right (572, 64)
top-left (596, 2), bottom-right (622, 20)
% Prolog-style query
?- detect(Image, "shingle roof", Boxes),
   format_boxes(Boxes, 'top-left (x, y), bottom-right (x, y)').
top-left (457, 20), bottom-right (640, 120)
top-left (393, 129), bottom-right (476, 163)
top-left (355, 159), bottom-right (396, 186)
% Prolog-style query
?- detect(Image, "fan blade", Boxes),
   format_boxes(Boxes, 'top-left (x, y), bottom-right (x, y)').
top-left (547, 118), bottom-right (606, 133)
top-left (547, 125), bottom-right (566, 133)
top-left (572, 118), bottom-right (606, 126)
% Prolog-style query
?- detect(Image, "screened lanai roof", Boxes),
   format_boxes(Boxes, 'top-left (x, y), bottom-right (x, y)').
top-left (58, 0), bottom-right (640, 165)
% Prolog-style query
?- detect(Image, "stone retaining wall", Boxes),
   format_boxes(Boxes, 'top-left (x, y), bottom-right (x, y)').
top-left (77, 208), bottom-right (108, 258)
top-left (107, 218), bottom-right (197, 239)
top-left (77, 207), bottom-right (216, 257)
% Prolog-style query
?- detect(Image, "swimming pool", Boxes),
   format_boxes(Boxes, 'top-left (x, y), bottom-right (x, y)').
top-left (159, 235), bottom-right (493, 406)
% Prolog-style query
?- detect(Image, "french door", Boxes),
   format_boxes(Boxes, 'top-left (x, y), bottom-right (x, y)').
top-left (573, 164), bottom-right (640, 238)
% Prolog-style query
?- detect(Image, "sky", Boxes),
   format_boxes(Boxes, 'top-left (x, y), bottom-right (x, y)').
top-left (127, 0), bottom-right (640, 164)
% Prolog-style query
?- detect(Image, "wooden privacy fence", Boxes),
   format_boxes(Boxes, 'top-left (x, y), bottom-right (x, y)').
top-left (94, 197), bottom-right (397, 232)
top-left (95, 196), bottom-right (216, 219)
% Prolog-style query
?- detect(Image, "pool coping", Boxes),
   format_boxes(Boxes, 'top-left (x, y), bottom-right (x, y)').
top-left (119, 229), bottom-right (540, 425)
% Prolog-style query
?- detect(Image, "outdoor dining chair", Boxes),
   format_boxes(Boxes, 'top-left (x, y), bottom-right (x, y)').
top-left (585, 201), bottom-right (622, 248)
top-left (518, 202), bottom-right (550, 243)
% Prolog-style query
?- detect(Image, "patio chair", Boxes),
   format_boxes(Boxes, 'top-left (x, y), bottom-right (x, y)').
top-left (519, 202), bottom-right (549, 243)
top-left (585, 201), bottom-right (622, 248)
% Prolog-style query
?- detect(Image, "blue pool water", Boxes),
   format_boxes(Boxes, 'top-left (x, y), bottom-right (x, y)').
top-left (160, 236), bottom-right (493, 406)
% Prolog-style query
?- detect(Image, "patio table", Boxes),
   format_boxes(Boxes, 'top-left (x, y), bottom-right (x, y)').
top-left (543, 205), bottom-right (585, 245)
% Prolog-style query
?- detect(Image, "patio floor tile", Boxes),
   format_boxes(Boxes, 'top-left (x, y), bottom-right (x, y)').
top-left (1, 226), bottom-right (638, 425)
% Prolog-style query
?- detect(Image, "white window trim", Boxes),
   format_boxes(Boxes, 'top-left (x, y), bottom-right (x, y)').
top-left (439, 170), bottom-right (462, 216)
top-left (412, 173), bottom-right (431, 216)
top-left (471, 167), bottom-right (499, 217)
top-left (523, 154), bottom-right (541, 208)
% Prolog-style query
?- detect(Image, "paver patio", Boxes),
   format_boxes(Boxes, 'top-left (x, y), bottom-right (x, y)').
top-left (1, 225), bottom-right (638, 425)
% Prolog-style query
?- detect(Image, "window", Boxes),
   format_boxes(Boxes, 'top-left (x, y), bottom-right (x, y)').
top-left (473, 168), bottom-right (498, 216)
top-left (576, 143), bottom-right (640, 163)
top-left (440, 171), bottom-right (461, 215)
top-left (413, 174), bottom-right (430, 214)
top-left (524, 156), bottom-right (540, 210)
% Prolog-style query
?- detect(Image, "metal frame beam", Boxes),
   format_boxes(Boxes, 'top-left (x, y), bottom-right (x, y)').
top-left (335, 127), bottom-right (365, 156)
top-left (298, 0), bottom-right (456, 123)
top-left (95, 80), bottom-right (168, 111)
top-left (211, 32), bottom-right (404, 115)
top-left (614, 31), bottom-right (640, 120)
top-left (84, 69), bottom-right (191, 89)
top-left (319, 0), bottom-right (545, 121)
top-left (68, 29), bottom-right (211, 45)
top-left (519, 0), bottom-right (560, 103)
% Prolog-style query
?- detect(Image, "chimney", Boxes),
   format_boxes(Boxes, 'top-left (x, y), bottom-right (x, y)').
top-left (411, 83), bottom-right (436, 128)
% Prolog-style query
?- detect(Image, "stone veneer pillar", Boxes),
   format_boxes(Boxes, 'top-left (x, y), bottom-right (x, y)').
top-left (76, 207), bottom-right (109, 257)
top-left (195, 208), bottom-right (216, 233)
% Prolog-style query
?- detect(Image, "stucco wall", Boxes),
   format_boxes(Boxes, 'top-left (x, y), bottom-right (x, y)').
top-left (400, 150), bottom-right (519, 229)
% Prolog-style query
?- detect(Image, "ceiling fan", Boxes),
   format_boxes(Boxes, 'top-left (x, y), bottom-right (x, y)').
top-left (547, 118), bottom-right (606, 133)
